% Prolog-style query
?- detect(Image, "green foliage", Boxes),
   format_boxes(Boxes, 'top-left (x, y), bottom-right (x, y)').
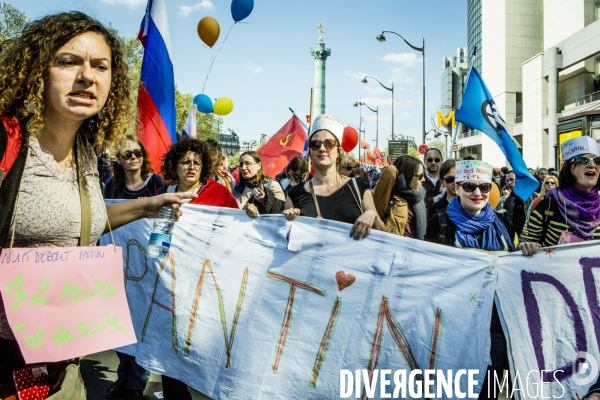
top-left (0, 3), bottom-right (27, 44)
top-left (408, 147), bottom-right (421, 158)
top-left (427, 139), bottom-right (447, 158)
top-left (174, 87), bottom-right (222, 140)
top-left (228, 152), bottom-right (240, 169)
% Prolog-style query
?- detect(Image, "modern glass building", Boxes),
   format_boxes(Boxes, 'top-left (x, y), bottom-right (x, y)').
top-left (467, 0), bottom-right (482, 73)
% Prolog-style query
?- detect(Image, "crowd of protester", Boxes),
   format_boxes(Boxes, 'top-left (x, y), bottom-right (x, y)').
top-left (0, 10), bottom-right (599, 400)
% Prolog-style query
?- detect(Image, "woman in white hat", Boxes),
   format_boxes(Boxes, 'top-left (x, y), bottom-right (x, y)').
top-left (520, 136), bottom-right (600, 255)
top-left (283, 114), bottom-right (383, 240)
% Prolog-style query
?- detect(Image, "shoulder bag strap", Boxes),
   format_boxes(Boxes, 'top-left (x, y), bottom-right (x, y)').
top-left (309, 180), bottom-right (322, 218)
top-left (350, 177), bottom-right (364, 213)
top-left (538, 196), bottom-right (552, 246)
top-left (75, 133), bottom-right (92, 247)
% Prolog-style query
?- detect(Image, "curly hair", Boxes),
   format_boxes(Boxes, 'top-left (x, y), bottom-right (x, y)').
top-left (161, 138), bottom-right (211, 184)
top-left (110, 137), bottom-right (153, 188)
top-left (0, 11), bottom-right (132, 152)
top-left (239, 151), bottom-right (270, 184)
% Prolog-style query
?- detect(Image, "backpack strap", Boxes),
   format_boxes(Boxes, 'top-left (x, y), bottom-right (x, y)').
top-left (437, 211), bottom-right (449, 244)
top-left (538, 196), bottom-right (552, 246)
top-left (0, 115), bottom-right (23, 188)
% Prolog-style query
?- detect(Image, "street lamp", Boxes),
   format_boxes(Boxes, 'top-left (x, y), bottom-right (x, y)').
top-left (362, 76), bottom-right (394, 141)
top-left (348, 123), bottom-right (365, 161)
top-left (377, 31), bottom-right (425, 145)
top-left (364, 104), bottom-right (378, 149)
top-left (353, 101), bottom-right (365, 160)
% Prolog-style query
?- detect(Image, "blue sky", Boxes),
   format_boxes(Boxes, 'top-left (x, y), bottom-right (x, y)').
top-left (12, 0), bottom-right (466, 151)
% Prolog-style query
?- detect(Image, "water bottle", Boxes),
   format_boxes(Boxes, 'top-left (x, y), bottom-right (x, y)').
top-left (147, 205), bottom-right (177, 259)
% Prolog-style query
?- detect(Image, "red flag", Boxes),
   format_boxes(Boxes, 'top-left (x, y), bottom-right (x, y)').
top-left (366, 151), bottom-right (375, 164)
top-left (374, 147), bottom-right (383, 160)
top-left (361, 140), bottom-right (370, 150)
top-left (257, 116), bottom-right (307, 178)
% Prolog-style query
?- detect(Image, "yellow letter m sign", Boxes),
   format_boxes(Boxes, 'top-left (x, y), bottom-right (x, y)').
top-left (437, 110), bottom-right (455, 129)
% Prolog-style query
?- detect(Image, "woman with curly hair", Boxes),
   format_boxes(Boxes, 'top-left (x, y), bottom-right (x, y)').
top-left (157, 138), bottom-right (238, 209)
top-left (104, 137), bottom-right (165, 199)
top-left (0, 12), bottom-right (194, 391)
top-left (157, 138), bottom-right (236, 400)
top-left (234, 150), bottom-right (285, 217)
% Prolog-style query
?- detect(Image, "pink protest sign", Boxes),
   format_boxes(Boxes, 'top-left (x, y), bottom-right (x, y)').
top-left (0, 246), bottom-right (136, 363)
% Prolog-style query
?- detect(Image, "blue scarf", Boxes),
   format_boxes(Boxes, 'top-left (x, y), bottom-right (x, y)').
top-left (446, 198), bottom-right (515, 251)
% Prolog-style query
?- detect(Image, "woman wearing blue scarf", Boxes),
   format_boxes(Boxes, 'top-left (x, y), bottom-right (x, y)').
top-left (425, 160), bottom-right (515, 400)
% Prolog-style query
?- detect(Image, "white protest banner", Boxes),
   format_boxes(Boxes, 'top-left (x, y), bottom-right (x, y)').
top-left (0, 246), bottom-right (136, 363)
top-left (101, 204), bottom-right (497, 399)
top-left (496, 242), bottom-right (600, 400)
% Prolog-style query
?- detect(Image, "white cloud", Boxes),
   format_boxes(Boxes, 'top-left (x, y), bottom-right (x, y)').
top-left (359, 97), bottom-right (393, 107)
top-left (363, 85), bottom-right (386, 95)
top-left (391, 68), bottom-right (416, 84)
top-left (99, 0), bottom-right (146, 8)
top-left (400, 111), bottom-right (413, 117)
top-left (246, 63), bottom-right (263, 73)
top-left (379, 52), bottom-right (422, 68)
top-left (344, 70), bottom-right (370, 81)
top-left (178, 0), bottom-right (215, 17)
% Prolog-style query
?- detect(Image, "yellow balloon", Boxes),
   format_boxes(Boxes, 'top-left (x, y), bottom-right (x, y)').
top-left (489, 181), bottom-right (500, 209)
top-left (213, 97), bottom-right (234, 116)
top-left (197, 17), bottom-right (220, 48)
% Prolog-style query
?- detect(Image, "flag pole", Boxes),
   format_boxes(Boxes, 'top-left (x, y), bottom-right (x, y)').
top-left (288, 108), bottom-right (309, 131)
top-left (304, 88), bottom-right (314, 161)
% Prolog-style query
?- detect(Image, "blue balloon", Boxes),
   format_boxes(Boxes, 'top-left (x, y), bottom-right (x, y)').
top-left (193, 94), bottom-right (213, 113)
top-left (231, 0), bottom-right (254, 22)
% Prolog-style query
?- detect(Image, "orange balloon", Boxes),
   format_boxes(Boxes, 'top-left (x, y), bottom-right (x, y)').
top-left (489, 181), bottom-right (500, 209)
top-left (197, 17), bottom-right (220, 48)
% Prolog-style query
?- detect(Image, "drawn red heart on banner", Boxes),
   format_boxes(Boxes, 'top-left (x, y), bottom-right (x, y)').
top-left (335, 271), bottom-right (356, 291)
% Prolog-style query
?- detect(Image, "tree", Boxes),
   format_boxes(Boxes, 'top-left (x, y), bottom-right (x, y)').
top-left (174, 87), bottom-right (222, 140)
top-left (0, 3), bottom-right (27, 45)
top-left (408, 147), bottom-right (421, 158)
top-left (427, 139), bottom-right (446, 159)
top-left (228, 152), bottom-right (240, 169)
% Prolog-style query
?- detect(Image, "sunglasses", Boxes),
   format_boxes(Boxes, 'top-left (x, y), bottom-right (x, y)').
top-left (179, 159), bottom-right (201, 169)
top-left (414, 173), bottom-right (424, 180)
top-left (442, 176), bottom-right (455, 184)
top-left (571, 155), bottom-right (600, 168)
top-left (309, 139), bottom-right (337, 151)
top-left (545, 181), bottom-right (556, 186)
top-left (120, 149), bottom-right (143, 160)
top-left (458, 182), bottom-right (492, 193)
top-left (426, 157), bottom-right (441, 163)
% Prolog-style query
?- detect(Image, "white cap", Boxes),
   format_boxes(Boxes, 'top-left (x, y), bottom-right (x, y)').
top-left (310, 114), bottom-right (343, 144)
top-left (560, 136), bottom-right (600, 161)
top-left (455, 160), bottom-right (493, 183)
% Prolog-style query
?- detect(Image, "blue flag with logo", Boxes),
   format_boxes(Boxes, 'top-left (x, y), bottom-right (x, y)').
top-left (455, 66), bottom-right (538, 201)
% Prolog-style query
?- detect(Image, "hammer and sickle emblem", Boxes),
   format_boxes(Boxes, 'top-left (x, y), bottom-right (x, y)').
top-left (280, 132), bottom-right (294, 147)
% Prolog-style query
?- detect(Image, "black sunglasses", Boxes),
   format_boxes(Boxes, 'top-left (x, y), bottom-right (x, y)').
top-left (309, 139), bottom-right (337, 151)
top-left (414, 173), bottom-right (424, 180)
top-left (571, 155), bottom-right (600, 168)
top-left (120, 149), bottom-right (143, 160)
top-left (442, 176), bottom-right (455, 184)
top-left (458, 182), bottom-right (492, 193)
top-left (426, 157), bottom-right (441, 163)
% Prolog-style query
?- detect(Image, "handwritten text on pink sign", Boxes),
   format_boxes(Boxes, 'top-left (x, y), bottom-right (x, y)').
top-left (0, 246), bottom-right (136, 363)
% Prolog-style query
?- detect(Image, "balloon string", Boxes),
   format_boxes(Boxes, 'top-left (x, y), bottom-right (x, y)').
top-left (201, 22), bottom-right (235, 93)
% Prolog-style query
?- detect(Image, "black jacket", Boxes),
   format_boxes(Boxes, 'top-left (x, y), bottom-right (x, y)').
top-left (501, 192), bottom-right (534, 237)
top-left (0, 118), bottom-right (29, 249)
top-left (422, 174), bottom-right (441, 209)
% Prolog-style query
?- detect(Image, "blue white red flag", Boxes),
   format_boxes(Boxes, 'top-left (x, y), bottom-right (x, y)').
top-left (455, 66), bottom-right (538, 201)
top-left (181, 109), bottom-right (197, 139)
top-left (137, 0), bottom-right (176, 172)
